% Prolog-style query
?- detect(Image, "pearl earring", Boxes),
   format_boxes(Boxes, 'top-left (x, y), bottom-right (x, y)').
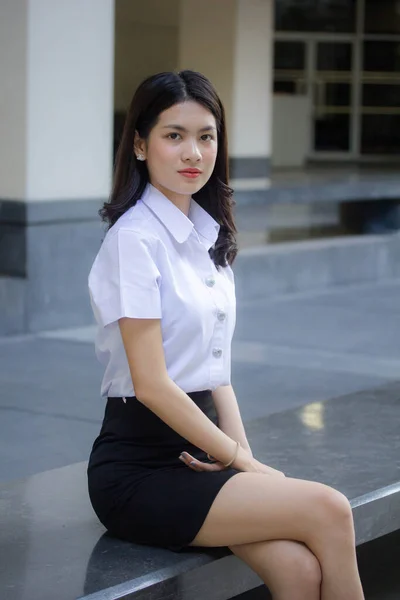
top-left (136, 154), bottom-right (145, 161)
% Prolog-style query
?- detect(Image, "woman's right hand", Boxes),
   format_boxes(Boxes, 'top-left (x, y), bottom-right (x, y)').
top-left (233, 446), bottom-right (285, 477)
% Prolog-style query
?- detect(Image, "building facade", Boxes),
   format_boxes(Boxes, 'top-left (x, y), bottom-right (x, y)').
top-left (273, 0), bottom-right (400, 166)
top-left (1, 0), bottom-right (399, 335)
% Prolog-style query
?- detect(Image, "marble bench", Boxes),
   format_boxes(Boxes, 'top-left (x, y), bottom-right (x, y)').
top-left (1, 382), bottom-right (399, 600)
top-left (234, 169), bottom-right (400, 234)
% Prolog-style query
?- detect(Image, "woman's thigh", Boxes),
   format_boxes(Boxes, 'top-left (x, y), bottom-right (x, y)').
top-left (189, 472), bottom-right (351, 548)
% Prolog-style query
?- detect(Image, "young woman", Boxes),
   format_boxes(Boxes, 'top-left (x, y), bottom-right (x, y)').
top-left (87, 70), bottom-right (364, 600)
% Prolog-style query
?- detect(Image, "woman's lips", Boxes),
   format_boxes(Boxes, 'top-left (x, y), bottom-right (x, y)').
top-left (179, 172), bottom-right (201, 179)
top-left (178, 169), bottom-right (202, 179)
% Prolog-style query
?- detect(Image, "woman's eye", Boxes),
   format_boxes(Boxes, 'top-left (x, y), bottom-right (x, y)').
top-left (201, 134), bottom-right (213, 142)
top-left (168, 133), bottom-right (181, 140)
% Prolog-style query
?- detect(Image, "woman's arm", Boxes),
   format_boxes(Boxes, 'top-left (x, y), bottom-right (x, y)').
top-left (212, 385), bottom-right (253, 455)
top-left (119, 316), bottom-right (241, 465)
top-left (118, 316), bottom-right (277, 473)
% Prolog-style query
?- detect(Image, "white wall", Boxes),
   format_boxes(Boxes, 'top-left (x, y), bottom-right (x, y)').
top-left (231, 0), bottom-right (273, 157)
top-left (114, 0), bottom-right (180, 111)
top-left (0, 0), bottom-right (275, 202)
top-left (179, 0), bottom-right (273, 162)
top-left (0, 0), bottom-right (28, 200)
top-left (178, 0), bottom-right (236, 136)
top-left (0, 0), bottom-right (115, 202)
top-left (27, 0), bottom-right (115, 200)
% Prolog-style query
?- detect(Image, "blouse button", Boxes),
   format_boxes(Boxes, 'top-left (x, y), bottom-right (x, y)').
top-left (205, 276), bottom-right (216, 287)
top-left (212, 348), bottom-right (223, 358)
top-left (217, 310), bottom-right (226, 322)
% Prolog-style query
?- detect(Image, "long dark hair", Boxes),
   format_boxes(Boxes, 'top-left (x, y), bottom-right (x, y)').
top-left (100, 70), bottom-right (238, 268)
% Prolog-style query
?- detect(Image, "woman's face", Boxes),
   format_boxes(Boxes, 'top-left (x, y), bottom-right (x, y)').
top-left (136, 101), bottom-right (218, 205)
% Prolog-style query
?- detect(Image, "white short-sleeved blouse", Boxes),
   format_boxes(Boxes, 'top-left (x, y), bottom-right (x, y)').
top-left (88, 183), bottom-right (236, 399)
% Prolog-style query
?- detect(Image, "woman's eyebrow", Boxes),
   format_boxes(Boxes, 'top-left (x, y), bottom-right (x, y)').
top-left (162, 124), bottom-right (217, 133)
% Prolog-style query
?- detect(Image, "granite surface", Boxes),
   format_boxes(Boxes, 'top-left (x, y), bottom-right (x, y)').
top-left (1, 255), bottom-right (400, 599)
top-left (2, 167), bottom-right (400, 335)
top-left (229, 157), bottom-right (270, 179)
top-left (0, 383), bottom-right (399, 600)
top-left (1, 279), bottom-right (400, 480)
top-left (2, 167), bottom-right (399, 226)
top-left (0, 199), bottom-right (105, 334)
top-left (234, 166), bottom-right (400, 206)
top-left (0, 197), bottom-right (104, 225)
top-left (233, 234), bottom-right (400, 301)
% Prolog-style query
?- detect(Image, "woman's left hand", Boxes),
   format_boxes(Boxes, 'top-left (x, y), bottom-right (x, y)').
top-left (178, 447), bottom-right (253, 472)
top-left (179, 451), bottom-right (228, 472)
top-left (179, 449), bottom-right (285, 477)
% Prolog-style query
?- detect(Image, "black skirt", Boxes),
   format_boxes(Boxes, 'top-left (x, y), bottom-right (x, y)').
top-left (87, 390), bottom-right (238, 550)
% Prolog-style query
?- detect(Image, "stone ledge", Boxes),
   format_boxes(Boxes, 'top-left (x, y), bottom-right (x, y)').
top-left (0, 197), bottom-right (105, 225)
top-left (1, 382), bottom-right (399, 600)
top-left (233, 171), bottom-right (400, 207)
top-left (234, 233), bottom-right (400, 301)
top-left (80, 482), bottom-right (400, 600)
top-left (352, 482), bottom-right (400, 545)
top-left (0, 276), bottom-right (25, 335)
top-left (2, 232), bottom-right (400, 336)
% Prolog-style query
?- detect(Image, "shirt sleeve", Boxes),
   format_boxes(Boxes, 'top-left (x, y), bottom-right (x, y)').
top-left (88, 228), bottom-right (162, 327)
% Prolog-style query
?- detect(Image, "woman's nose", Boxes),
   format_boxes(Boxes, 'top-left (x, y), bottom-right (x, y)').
top-left (182, 139), bottom-right (201, 162)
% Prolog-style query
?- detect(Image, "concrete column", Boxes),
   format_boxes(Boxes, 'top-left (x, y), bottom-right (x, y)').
top-left (0, 0), bottom-right (114, 334)
top-left (178, 0), bottom-right (273, 184)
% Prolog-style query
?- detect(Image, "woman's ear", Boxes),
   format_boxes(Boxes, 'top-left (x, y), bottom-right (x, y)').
top-left (133, 131), bottom-right (146, 161)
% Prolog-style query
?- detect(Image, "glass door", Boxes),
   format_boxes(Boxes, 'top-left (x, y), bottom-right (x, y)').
top-left (273, 38), bottom-right (356, 159)
top-left (312, 41), bottom-right (354, 155)
top-left (273, 40), bottom-right (307, 95)
top-left (274, 0), bottom-right (400, 161)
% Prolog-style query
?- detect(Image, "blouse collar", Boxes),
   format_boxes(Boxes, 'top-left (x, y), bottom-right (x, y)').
top-left (142, 184), bottom-right (220, 250)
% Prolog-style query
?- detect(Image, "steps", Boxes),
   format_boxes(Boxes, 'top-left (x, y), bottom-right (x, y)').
top-left (234, 233), bottom-right (400, 301)
top-left (2, 233), bottom-right (400, 336)
top-left (0, 276), bottom-right (25, 335)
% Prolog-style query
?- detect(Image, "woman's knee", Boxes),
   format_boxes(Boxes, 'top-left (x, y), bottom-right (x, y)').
top-left (313, 484), bottom-right (354, 536)
top-left (320, 486), bottom-right (352, 520)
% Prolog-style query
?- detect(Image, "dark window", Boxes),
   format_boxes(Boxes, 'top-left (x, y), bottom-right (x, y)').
top-left (363, 84), bottom-right (400, 108)
top-left (362, 115), bottom-right (400, 154)
top-left (364, 41), bottom-right (400, 72)
top-left (275, 0), bottom-right (356, 33)
top-left (274, 41), bottom-right (307, 95)
top-left (317, 43), bottom-right (352, 72)
top-left (365, 0), bottom-right (400, 34)
top-left (315, 83), bottom-right (351, 107)
top-left (274, 41), bottom-right (306, 70)
top-left (273, 81), bottom-right (298, 93)
top-left (314, 114), bottom-right (351, 151)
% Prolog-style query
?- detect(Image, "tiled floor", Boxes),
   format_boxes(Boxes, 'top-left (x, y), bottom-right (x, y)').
top-left (0, 278), bottom-right (399, 599)
top-left (1, 278), bottom-right (399, 481)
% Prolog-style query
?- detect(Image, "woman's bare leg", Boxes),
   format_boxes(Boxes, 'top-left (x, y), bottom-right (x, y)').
top-left (230, 539), bottom-right (321, 600)
top-left (190, 473), bottom-right (364, 600)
